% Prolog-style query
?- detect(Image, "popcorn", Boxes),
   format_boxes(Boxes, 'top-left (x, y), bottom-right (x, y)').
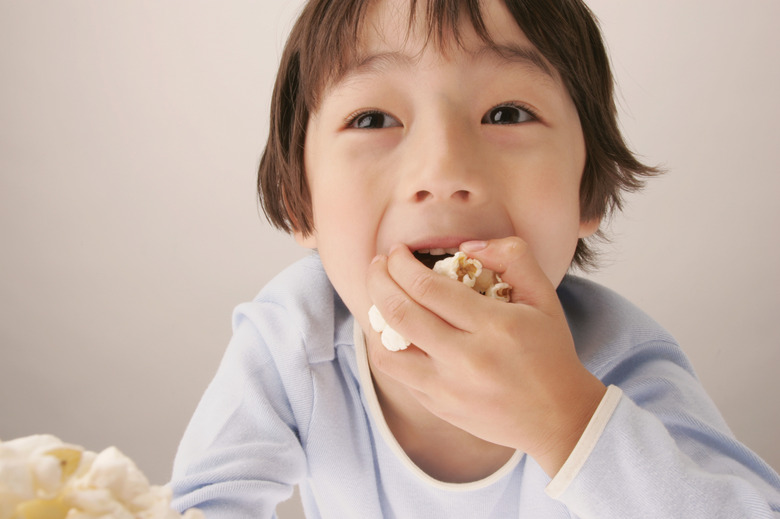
top-left (486, 281), bottom-right (512, 302)
top-left (432, 252), bottom-right (482, 287)
top-left (369, 252), bottom-right (513, 351)
top-left (368, 305), bottom-right (411, 352)
top-left (0, 435), bottom-right (204, 519)
top-left (432, 252), bottom-right (511, 302)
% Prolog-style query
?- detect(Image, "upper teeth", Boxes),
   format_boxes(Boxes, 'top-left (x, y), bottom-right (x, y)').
top-left (416, 247), bottom-right (459, 255)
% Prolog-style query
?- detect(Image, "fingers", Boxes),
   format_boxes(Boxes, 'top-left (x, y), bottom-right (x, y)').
top-left (366, 249), bottom-right (466, 390)
top-left (386, 245), bottom-right (489, 330)
top-left (367, 238), bottom-right (557, 356)
top-left (364, 237), bottom-right (589, 459)
top-left (460, 237), bottom-right (558, 310)
top-left (365, 236), bottom-right (562, 367)
top-left (367, 248), bottom-right (469, 355)
top-left (367, 337), bottom-right (432, 393)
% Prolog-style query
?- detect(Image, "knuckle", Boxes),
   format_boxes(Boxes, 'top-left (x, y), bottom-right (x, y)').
top-left (461, 352), bottom-right (489, 379)
top-left (473, 341), bottom-right (504, 373)
top-left (408, 269), bottom-right (438, 300)
top-left (506, 236), bottom-right (530, 257)
top-left (498, 312), bottom-right (524, 341)
top-left (383, 293), bottom-right (411, 327)
top-left (502, 237), bottom-right (536, 276)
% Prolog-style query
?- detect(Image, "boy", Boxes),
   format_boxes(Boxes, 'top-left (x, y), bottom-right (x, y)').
top-left (171, 0), bottom-right (780, 517)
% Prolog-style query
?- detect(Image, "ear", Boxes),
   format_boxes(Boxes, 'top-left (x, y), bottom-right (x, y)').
top-left (294, 230), bottom-right (318, 249)
top-left (578, 217), bottom-right (601, 238)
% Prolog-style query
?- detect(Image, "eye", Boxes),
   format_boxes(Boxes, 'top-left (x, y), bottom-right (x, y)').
top-left (481, 103), bottom-right (537, 125)
top-left (346, 110), bottom-right (401, 130)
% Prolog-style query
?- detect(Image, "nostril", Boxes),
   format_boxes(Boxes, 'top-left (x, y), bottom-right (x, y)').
top-left (415, 190), bottom-right (432, 202)
top-left (452, 190), bottom-right (470, 201)
top-left (414, 189), bottom-right (471, 202)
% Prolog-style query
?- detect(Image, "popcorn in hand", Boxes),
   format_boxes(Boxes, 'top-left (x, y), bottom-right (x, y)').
top-left (433, 252), bottom-right (511, 301)
top-left (369, 252), bottom-right (512, 351)
top-left (0, 435), bottom-right (204, 519)
top-left (368, 304), bottom-right (411, 351)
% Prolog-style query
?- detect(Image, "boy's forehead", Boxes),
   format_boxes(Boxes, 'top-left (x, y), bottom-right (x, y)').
top-left (344, 0), bottom-right (556, 83)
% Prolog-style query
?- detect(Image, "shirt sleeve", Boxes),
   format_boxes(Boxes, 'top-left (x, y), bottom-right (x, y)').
top-left (547, 340), bottom-right (780, 518)
top-left (169, 303), bottom-right (311, 519)
top-left (545, 384), bottom-right (623, 497)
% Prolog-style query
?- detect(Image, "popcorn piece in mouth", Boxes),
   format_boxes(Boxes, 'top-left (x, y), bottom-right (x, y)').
top-left (369, 252), bottom-right (512, 351)
top-left (432, 252), bottom-right (511, 302)
top-left (432, 251), bottom-right (482, 288)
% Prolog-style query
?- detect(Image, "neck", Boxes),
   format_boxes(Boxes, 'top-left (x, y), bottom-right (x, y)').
top-left (366, 338), bottom-right (516, 483)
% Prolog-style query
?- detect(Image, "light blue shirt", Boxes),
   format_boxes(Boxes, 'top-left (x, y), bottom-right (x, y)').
top-left (171, 253), bottom-right (780, 518)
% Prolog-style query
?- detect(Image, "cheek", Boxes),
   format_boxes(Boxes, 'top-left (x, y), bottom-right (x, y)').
top-left (506, 166), bottom-right (584, 286)
top-left (308, 177), bottom-right (384, 322)
top-left (310, 176), bottom-right (378, 246)
top-left (310, 179), bottom-right (373, 264)
top-left (516, 210), bottom-right (581, 286)
top-left (534, 228), bottom-right (581, 286)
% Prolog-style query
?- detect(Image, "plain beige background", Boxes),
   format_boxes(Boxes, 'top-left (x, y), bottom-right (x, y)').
top-left (1, 1), bottom-right (778, 517)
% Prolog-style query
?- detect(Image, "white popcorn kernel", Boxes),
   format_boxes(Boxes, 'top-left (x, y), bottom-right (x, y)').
top-left (0, 446), bottom-right (35, 501)
top-left (432, 251), bottom-right (482, 288)
top-left (471, 268), bottom-right (494, 294)
top-left (66, 487), bottom-right (128, 517)
top-left (469, 264), bottom-right (512, 302)
top-left (368, 304), bottom-right (387, 332)
top-left (12, 496), bottom-right (70, 519)
top-left (31, 454), bottom-right (63, 496)
top-left (0, 435), bottom-right (205, 519)
top-left (380, 326), bottom-right (412, 352)
top-left (75, 446), bottom-right (150, 505)
top-left (434, 251), bottom-right (513, 300)
top-left (368, 305), bottom-right (411, 351)
top-left (487, 282), bottom-right (512, 302)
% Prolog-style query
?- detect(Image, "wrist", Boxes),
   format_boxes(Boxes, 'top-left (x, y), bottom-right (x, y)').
top-left (531, 373), bottom-right (606, 478)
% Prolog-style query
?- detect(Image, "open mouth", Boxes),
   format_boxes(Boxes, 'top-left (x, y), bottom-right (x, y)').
top-left (412, 247), bottom-right (459, 269)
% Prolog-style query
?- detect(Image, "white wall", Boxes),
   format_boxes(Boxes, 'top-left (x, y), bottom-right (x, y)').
top-left (584, 0), bottom-right (780, 473)
top-left (1, 2), bottom-right (777, 517)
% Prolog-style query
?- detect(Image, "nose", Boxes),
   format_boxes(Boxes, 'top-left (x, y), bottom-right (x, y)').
top-left (407, 112), bottom-right (483, 205)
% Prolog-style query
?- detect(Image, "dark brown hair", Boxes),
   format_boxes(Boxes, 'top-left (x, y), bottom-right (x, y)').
top-left (257, 0), bottom-right (660, 269)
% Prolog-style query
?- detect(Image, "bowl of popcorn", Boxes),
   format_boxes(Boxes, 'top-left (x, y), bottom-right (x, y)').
top-left (0, 435), bottom-right (203, 519)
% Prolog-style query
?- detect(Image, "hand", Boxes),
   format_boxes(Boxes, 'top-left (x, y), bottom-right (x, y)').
top-left (366, 237), bottom-right (606, 476)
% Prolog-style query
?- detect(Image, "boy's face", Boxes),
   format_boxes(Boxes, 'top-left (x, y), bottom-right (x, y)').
top-left (300, 0), bottom-right (598, 332)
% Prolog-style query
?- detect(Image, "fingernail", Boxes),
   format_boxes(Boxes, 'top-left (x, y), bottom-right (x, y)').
top-left (460, 240), bottom-right (487, 252)
top-left (371, 254), bottom-right (386, 264)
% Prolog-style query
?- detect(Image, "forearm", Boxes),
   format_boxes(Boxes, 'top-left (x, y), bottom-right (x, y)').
top-left (170, 305), bottom-right (309, 518)
top-left (547, 386), bottom-right (780, 518)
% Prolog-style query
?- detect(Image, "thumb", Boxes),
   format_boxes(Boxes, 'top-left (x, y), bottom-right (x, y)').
top-left (460, 237), bottom-right (558, 309)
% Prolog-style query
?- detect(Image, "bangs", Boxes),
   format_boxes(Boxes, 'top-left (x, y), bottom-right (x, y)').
top-left (299, 0), bottom-right (493, 111)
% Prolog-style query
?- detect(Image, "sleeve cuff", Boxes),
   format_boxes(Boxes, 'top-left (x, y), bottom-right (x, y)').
top-left (545, 384), bottom-right (623, 499)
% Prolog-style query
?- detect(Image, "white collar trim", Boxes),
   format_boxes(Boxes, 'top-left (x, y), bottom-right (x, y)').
top-left (353, 320), bottom-right (523, 492)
